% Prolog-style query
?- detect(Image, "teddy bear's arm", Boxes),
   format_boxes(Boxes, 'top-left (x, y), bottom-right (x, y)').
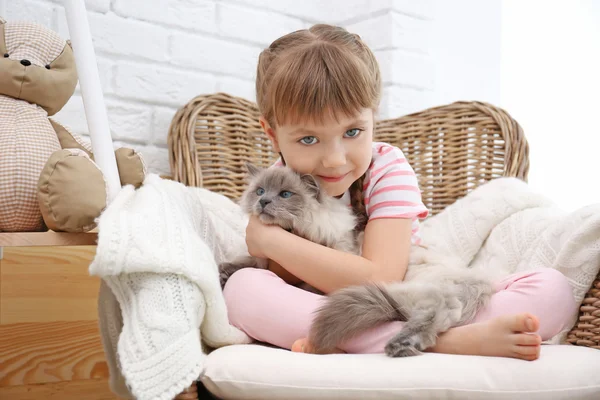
top-left (49, 118), bottom-right (94, 157)
top-left (49, 117), bottom-right (146, 189)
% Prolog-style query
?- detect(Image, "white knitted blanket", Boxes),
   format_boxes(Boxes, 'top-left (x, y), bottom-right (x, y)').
top-left (91, 174), bottom-right (600, 400)
top-left (416, 177), bottom-right (600, 339)
top-left (90, 174), bottom-right (252, 400)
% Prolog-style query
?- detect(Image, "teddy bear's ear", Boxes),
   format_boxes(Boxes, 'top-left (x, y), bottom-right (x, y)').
top-left (66, 39), bottom-right (72, 49)
top-left (0, 16), bottom-right (6, 24)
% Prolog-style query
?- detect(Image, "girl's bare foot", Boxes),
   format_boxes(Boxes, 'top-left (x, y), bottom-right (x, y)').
top-left (291, 338), bottom-right (345, 354)
top-left (430, 313), bottom-right (542, 361)
top-left (174, 382), bottom-right (198, 399)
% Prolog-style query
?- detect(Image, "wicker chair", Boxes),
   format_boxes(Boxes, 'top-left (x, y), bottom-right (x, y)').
top-left (168, 92), bottom-right (599, 399)
top-left (169, 93), bottom-right (531, 214)
top-left (168, 92), bottom-right (599, 355)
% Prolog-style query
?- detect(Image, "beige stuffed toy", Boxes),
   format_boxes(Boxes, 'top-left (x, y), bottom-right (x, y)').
top-left (0, 18), bottom-right (146, 233)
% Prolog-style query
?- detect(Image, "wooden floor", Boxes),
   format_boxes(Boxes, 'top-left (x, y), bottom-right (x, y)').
top-left (0, 245), bottom-right (118, 399)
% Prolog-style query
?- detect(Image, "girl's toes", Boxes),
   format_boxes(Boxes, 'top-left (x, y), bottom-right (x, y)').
top-left (292, 338), bottom-right (312, 353)
top-left (513, 333), bottom-right (541, 346)
top-left (513, 343), bottom-right (541, 358)
top-left (509, 313), bottom-right (539, 333)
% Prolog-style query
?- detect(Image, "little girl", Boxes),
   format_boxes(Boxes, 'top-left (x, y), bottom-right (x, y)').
top-left (222, 24), bottom-right (578, 360)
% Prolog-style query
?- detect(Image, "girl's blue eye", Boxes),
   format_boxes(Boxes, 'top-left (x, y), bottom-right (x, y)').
top-left (256, 187), bottom-right (265, 195)
top-left (300, 136), bottom-right (318, 145)
top-left (279, 191), bottom-right (293, 198)
top-left (344, 128), bottom-right (362, 138)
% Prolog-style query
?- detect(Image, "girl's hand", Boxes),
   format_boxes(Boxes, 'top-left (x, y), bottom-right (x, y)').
top-left (246, 216), bottom-right (303, 285)
top-left (245, 215), bottom-right (281, 259)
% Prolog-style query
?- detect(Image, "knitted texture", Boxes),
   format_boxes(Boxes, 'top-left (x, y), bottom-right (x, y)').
top-left (417, 177), bottom-right (600, 343)
top-left (92, 175), bottom-right (600, 399)
top-left (90, 174), bottom-right (251, 400)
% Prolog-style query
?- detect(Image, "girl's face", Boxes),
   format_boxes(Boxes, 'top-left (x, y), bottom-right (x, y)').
top-left (261, 108), bottom-right (374, 197)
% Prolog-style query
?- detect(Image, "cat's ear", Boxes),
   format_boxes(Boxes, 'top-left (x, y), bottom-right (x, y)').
top-left (300, 174), bottom-right (321, 199)
top-left (245, 162), bottom-right (262, 177)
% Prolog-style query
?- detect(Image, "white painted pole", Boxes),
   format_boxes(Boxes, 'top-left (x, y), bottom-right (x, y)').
top-left (63, 0), bottom-right (121, 203)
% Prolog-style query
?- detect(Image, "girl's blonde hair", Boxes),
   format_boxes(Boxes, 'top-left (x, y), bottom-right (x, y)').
top-left (256, 24), bottom-right (381, 127)
top-left (256, 24), bottom-right (381, 231)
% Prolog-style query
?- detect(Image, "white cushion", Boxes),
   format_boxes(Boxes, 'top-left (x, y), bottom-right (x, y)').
top-left (200, 344), bottom-right (600, 399)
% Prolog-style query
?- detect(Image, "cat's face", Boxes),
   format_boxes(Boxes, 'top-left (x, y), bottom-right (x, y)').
top-left (239, 164), bottom-right (321, 230)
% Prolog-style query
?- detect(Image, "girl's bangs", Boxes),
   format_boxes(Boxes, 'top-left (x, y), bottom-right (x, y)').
top-left (268, 43), bottom-right (379, 126)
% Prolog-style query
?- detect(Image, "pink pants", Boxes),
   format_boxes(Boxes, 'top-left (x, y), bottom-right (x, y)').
top-left (223, 268), bottom-right (577, 353)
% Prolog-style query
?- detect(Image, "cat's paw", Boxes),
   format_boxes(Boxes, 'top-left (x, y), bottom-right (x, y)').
top-left (218, 262), bottom-right (237, 289)
top-left (219, 272), bottom-right (230, 289)
top-left (384, 339), bottom-right (422, 357)
top-left (384, 332), bottom-right (425, 357)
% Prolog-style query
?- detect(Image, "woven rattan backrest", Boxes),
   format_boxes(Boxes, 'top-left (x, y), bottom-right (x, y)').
top-left (168, 92), bottom-right (529, 215)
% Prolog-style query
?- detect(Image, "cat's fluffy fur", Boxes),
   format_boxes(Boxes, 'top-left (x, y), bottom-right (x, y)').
top-left (218, 163), bottom-right (362, 292)
top-left (308, 246), bottom-right (496, 357)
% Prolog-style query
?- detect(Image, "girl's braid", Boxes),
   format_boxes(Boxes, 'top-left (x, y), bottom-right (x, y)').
top-left (349, 169), bottom-right (368, 233)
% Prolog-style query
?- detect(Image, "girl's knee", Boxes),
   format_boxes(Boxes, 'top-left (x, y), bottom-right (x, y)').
top-left (222, 268), bottom-right (280, 323)
top-left (533, 269), bottom-right (579, 336)
top-left (545, 269), bottom-right (577, 312)
top-left (535, 268), bottom-right (573, 295)
top-left (223, 268), bottom-right (278, 296)
top-left (532, 269), bottom-right (574, 299)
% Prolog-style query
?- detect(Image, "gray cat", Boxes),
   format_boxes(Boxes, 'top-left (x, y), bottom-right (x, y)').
top-left (218, 163), bottom-right (362, 293)
top-left (308, 246), bottom-right (496, 357)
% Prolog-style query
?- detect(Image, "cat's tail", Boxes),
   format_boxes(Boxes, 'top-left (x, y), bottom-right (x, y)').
top-left (309, 283), bottom-right (408, 353)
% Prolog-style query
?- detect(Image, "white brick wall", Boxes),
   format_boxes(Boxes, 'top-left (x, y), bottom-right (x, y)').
top-left (1, 0), bottom-right (483, 177)
top-left (113, 0), bottom-right (217, 33)
top-left (340, 7), bottom-right (436, 123)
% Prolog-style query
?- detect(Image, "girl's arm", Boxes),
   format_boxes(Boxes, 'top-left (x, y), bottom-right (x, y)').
top-left (247, 145), bottom-right (425, 293)
top-left (257, 217), bottom-right (413, 294)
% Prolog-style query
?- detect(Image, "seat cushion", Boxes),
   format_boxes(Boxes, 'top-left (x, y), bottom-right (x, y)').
top-left (200, 344), bottom-right (600, 399)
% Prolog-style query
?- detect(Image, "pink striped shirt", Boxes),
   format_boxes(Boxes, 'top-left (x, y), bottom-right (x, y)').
top-left (272, 142), bottom-right (429, 244)
top-left (359, 142), bottom-right (429, 244)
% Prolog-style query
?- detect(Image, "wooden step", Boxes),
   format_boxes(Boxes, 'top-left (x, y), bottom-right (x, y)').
top-left (0, 232), bottom-right (98, 247)
top-left (0, 320), bottom-right (108, 386)
top-left (1, 246), bottom-right (99, 323)
top-left (0, 378), bottom-right (117, 400)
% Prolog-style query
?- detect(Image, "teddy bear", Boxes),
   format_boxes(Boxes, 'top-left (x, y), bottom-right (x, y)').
top-left (0, 17), bottom-right (146, 233)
